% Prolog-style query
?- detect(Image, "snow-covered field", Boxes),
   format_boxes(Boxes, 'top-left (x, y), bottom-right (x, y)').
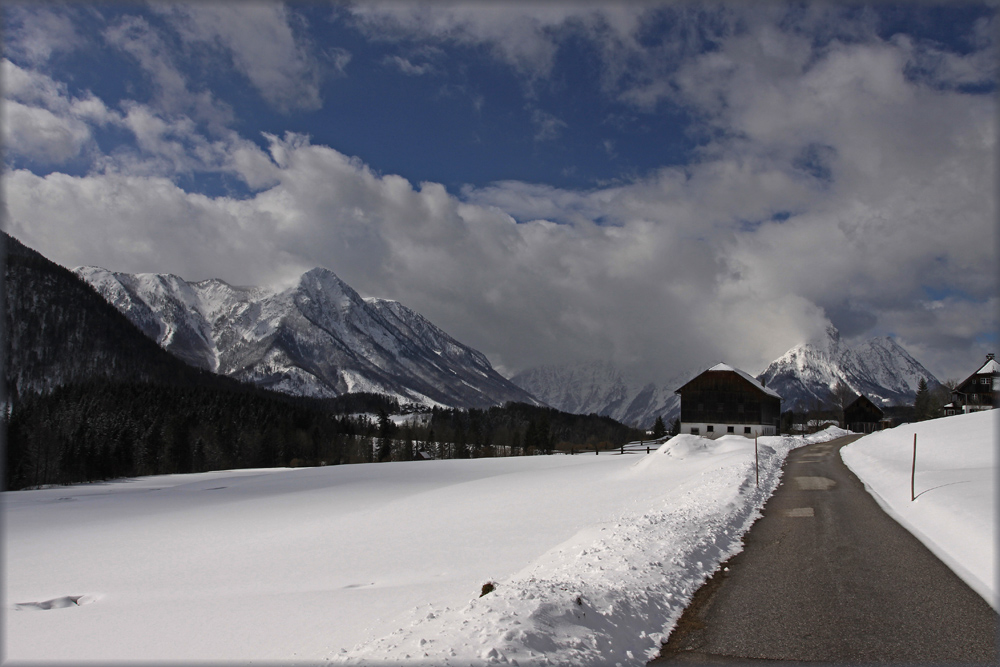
top-left (841, 410), bottom-right (997, 611)
top-left (6, 429), bottom-right (846, 664)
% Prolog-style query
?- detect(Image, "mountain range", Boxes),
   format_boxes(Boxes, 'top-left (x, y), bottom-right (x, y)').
top-left (509, 327), bottom-right (939, 427)
top-left (55, 242), bottom-right (938, 422)
top-left (75, 266), bottom-right (536, 410)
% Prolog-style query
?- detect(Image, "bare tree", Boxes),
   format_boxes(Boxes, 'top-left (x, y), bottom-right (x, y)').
top-left (832, 380), bottom-right (857, 428)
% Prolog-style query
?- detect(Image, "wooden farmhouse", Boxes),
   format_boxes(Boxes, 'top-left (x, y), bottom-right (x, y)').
top-left (675, 363), bottom-right (782, 438)
top-left (944, 353), bottom-right (998, 416)
top-left (844, 394), bottom-right (884, 433)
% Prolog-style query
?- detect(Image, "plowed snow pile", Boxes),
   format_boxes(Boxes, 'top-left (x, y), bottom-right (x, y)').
top-left (6, 429), bottom-right (847, 664)
top-left (841, 411), bottom-right (996, 610)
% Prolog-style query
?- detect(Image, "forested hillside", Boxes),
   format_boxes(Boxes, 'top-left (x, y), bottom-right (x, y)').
top-left (3, 232), bottom-right (224, 400)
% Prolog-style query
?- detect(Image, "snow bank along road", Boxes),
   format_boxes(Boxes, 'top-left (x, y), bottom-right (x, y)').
top-left (7, 428), bottom-right (845, 664)
top-left (841, 409), bottom-right (996, 608)
top-left (655, 424), bottom-right (997, 664)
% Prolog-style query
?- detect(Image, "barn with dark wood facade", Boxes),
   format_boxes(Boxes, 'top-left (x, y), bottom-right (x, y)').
top-left (844, 394), bottom-right (884, 433)
top-left (675, 363), bottom-right (782, 438)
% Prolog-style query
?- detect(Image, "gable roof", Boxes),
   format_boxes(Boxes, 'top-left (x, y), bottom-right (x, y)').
top-left (677, 362), bottom-right (782, 399)
top-left (846, 393), bottom-right (883, 416)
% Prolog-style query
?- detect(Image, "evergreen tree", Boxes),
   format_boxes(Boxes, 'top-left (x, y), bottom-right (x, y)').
top-left (914, 377), bottom-right (931, 421)
top-left (832, 380), bottom-right (856, 428)
top-left (652, 415), bottom-right (666, 438)
top-left (377, 409), bottom-right (392, 462)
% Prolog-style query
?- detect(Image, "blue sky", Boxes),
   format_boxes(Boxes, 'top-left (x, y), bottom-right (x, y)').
top-left (2, 2), bottom-right (997, 382)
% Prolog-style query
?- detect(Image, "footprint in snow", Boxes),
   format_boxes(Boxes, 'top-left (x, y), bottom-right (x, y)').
top-left (14, 595), bottom-right (96, 611)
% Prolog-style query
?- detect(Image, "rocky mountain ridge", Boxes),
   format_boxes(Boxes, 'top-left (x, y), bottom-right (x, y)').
top-left (76, 265), bottom-right (537, 409)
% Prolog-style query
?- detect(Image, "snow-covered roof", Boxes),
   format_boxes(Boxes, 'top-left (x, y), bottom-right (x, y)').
top-left (976, 358), bottom-right (1000, 375)
top-left (680, 362), bottom-right (782, 399)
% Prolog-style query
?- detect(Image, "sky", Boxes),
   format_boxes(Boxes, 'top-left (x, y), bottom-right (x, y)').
top-left (2, 1), bottom-right (997, 385)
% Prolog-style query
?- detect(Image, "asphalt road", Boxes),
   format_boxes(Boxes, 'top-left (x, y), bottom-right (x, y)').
top-left (652, 434), bottom-right (998, 665)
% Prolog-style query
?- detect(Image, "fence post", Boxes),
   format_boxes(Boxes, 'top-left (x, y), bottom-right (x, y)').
top-left (911, 433), bottom-right (917, 501)
top-left (755, 435), bottom-right (759, 487)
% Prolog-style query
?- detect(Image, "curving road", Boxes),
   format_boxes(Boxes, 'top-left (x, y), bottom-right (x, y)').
top-left (652, 434), bottom-right (998, 664)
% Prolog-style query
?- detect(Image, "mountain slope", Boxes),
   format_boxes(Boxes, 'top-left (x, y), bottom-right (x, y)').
top-left (510, 361), bottom-right (689, 428)
top-left (75, 265), bottom-right (537, 409)
top-left (2, 232), bottom-right (231, 401)
top-left (757, 326), bottom-right (940, 410)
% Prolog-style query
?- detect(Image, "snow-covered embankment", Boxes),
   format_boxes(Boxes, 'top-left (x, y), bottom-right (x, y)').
top-left (841, 411), bottom-right (996, 610)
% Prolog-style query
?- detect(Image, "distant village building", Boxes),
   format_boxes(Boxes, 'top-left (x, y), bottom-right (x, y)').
top-left (944, 353), bottom-right (999, 416)
top-left (675, 363), bottom-right (782, 438)
top-left (844, 394), bottom-right (885, 433)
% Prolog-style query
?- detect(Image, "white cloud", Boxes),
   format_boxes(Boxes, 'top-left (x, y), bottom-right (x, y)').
top-left (157, 3), bottom-right (327, 113)
top-left (383, 55), bottom-right (436, 76)
top-left (103, 14), bottom-right (235, 131)
top-left (348, 3), bottom-right (583, 79)
top-left (3, 6), bottom-right (84, 65)
top-left (1, 59), bottom-right (119, 164)
top-left (2, 101), bottom-right (93, 164)
top-left (529, 108), bottom-right (568, 142)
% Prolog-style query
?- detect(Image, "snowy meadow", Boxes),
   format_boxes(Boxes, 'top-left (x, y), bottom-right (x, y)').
top-left (8, 428), bottom-right (848, 664)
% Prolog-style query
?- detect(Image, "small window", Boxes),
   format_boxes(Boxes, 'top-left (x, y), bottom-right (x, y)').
top-left (717, 403), bottom-right (724, 412)
top-left (690, 427), bottom-right (700, 435)
top-left (706, 425), bottom-right (714, 432)
top-left (697, 403), bottom-right (704, 412)
top-left (737, 404), bottom-right (744, 413)
top-left (744, 427), bottom-right (752, 434)
top-left (727, 426), bottom-right (735, 433)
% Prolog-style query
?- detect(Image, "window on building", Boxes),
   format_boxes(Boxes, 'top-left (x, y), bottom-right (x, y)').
top-left (690, 427), bottom-right (699, 435)
top-left (706, 425), bottom-right (714, 432)
top-left (717, 403), bottom-right (724, 412)
top-left (727, 426), bottom-right (735, 433)
top-left (744, 427), bottom-right (752, 434)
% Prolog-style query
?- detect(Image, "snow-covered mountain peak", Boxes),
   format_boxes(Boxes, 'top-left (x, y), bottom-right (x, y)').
top-left (292, 267), bottom-right (362, 305)
top-left (757, 325), bottom-right (940, 409)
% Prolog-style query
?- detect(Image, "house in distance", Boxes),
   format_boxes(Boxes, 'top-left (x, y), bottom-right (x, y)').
top-left (944, 353), bottom-right (999, 416)
top-left (675, 363), bottom-right (782, 438)
top-left (844, 394), bottom-right (885, 433)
